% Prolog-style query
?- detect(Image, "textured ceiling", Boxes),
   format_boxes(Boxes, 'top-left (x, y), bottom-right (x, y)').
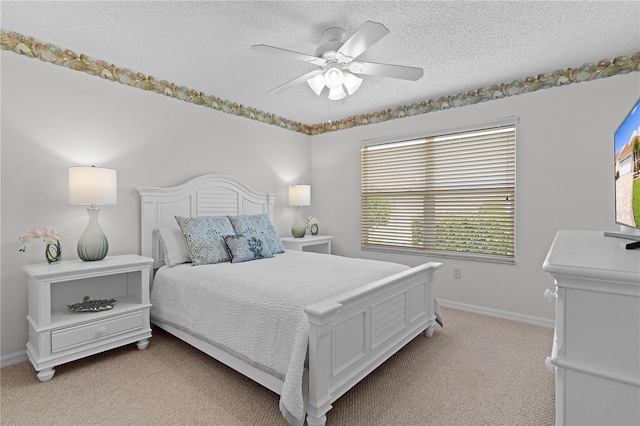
top-left (2, 1), bottom-right (639, 125)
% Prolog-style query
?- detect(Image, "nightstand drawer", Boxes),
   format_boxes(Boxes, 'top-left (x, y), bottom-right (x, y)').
top-left (51, 312), bottom-right (143, 352)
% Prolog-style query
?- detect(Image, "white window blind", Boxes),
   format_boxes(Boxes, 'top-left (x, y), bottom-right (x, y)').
top-left (361, 124), bottom-right (516, 262)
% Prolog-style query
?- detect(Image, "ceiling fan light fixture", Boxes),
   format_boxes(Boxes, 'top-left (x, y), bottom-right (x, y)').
top-left (343, 72), bottom-right (363, 95)
top-left (328, 86), bottom-right (347, 101)
top-left (254, 21), bottom-right (424, 102)
top-left (307, 74), bottom-right (325, 96)
top-left (324, 67), bottom-right (344, 89)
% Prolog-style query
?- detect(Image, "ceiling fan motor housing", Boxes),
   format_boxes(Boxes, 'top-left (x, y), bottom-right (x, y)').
top-left (323, 27), bottom-right (347, 43)
top-left (315, 27), bottom-right (348, 60)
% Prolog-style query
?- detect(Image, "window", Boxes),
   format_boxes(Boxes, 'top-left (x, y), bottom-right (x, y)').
top-left (361, 121), bottom-right (516, 262)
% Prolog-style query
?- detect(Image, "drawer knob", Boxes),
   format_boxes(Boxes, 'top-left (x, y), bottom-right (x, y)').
top-left (96, 326), bottom-right (108, 336)
top-left (543, 288), bottom-right (557, 303)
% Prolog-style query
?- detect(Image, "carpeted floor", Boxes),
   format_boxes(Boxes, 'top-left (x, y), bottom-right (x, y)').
top-left (0, 307), bottom-right (555, 425)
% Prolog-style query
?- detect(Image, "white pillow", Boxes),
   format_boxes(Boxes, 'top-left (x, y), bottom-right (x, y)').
top-left (157, 227), bottom-right (191, 266)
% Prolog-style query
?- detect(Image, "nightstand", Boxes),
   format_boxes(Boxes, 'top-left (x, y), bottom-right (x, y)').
top-left (281, 235), bottom-right (333, 254)
top-left (24, 254), bottom-right (154, 382)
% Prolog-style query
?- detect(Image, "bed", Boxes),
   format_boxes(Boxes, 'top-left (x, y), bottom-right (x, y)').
top-left (137, 174), bottom-right (442, 426)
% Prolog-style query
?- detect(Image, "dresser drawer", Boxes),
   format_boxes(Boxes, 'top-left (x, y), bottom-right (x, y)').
top-left (51, 312), bottom-right (143, 352)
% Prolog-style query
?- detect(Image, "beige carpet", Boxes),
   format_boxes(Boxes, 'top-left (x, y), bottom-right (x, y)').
top-left (0, 308), bottom-right (555, 425)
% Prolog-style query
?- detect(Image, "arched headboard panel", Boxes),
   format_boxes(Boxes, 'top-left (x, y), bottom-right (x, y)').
top-left (137, 174), bottom-right (277, 269)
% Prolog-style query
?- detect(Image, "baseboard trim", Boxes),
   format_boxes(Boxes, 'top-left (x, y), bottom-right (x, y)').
top-left (1, 350), bottom-right (28, 368)
top-left (1, 303), bottom-right (552, 368)
top-left (438, 299), bottom-right (555, 329)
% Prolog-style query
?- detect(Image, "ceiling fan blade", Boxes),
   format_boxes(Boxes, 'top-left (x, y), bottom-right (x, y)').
top-left (267, 69), bottom-right (324, 95)
top-left (350, 61), bottom-right (424, 81)
top-left (337, 21), bottom-right (389, 61)
top-left (251, 44), bottom-right (326, 67)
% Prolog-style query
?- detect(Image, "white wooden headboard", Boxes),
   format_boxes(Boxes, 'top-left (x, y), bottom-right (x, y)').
top-left (137, 174), bottom-right (277, 269)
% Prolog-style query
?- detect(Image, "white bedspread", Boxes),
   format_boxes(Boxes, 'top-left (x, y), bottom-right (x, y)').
top-left (151, 250), bottom-right (410, 425)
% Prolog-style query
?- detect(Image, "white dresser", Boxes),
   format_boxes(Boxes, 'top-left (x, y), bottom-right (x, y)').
top-left (543, 231), bottom-right (640, 426)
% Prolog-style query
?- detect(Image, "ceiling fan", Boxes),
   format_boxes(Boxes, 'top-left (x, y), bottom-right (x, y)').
top-left (251, 21), bottom-right (424, 101)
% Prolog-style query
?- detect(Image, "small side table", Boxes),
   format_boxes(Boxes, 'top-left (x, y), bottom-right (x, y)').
top-left (281, 235), bottom-right (333, 254)
top-left (24, 254), bottom-right (154, 382)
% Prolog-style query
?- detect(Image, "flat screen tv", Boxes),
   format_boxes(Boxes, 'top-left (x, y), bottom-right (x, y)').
top-left (609, 96), bottom-right (640, 247)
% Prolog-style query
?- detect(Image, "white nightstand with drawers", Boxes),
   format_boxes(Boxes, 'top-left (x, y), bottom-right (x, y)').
top-left (24, 254), bottom-right (154, 382)
top-left (281, 235), bottom-right (333, 254)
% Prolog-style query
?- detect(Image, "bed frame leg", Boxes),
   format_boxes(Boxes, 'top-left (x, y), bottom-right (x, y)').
top-left (306, 399), bottom-right (331, 426)
top-left (306, 413), bottom-right (327, 426)
top-left (423, 325), bottom-right (434, 337)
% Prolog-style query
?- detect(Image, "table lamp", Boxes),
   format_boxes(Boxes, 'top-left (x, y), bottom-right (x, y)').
top-left (288, 185), bottom-right (310, 238)
top-left (68, 166), bottom-right (117, 261)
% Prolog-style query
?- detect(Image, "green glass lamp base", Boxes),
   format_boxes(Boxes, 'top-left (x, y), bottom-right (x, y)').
top-left (77, 208), bottom-right (109, 261)
top-left (291, 208), bottom-right (306, 238)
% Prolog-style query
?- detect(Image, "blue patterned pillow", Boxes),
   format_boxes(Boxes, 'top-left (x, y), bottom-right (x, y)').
top-left (223, 234), bottom-right (274, 263)
top-left (227, 214), bottom-right (285, 254)
top-left (175, 216), bottom-right (235, 265)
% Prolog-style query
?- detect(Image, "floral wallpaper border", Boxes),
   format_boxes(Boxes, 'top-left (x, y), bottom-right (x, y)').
top-left (2, 29), bottom-right (639, 136)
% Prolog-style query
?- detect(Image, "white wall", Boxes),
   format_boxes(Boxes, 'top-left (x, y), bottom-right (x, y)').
top-left (310, 72), bottom-right (639, 324)
top-left (2, 47), bottom-right (638, 360)
top-left (1, 51), bottom-right (310, 357)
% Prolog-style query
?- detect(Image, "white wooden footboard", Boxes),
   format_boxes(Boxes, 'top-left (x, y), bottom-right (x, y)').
top-left (304, 262), bottom-right (442, 426)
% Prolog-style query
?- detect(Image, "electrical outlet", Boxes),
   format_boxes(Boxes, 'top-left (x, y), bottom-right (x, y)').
top-left (453, 268), bottom-right (462, 279)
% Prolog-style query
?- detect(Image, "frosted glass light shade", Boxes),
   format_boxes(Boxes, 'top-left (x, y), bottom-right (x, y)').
top-left (307, 74), bottom-right (325, 96)
top-left (323, 67), bottom-right (344, 89)
top-left (288, 185), bottom-right (311, 206)
top-left (68, 166), bottom-right (117, 261)
top-left (307, 70), bottom-right (362, 99)
top-left (328, 86), bottom-right (346, 101)
top-left (68, 167), bottom-right (117, 205)
top-left (343, 72), bottom-right (363, 95)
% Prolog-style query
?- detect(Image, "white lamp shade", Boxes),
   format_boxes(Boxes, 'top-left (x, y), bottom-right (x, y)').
top-left (288, 185), bottom-right (311, 206)
top-left (343, 72), bottom-right (363, 95)
top-left (328, 86), bottom-right (347, 101)
top-left (324, 67), bottom-right (344, 89)
top-left (307, 74), bottom-right (325, 96)
top-left (69, 166), bottom-right (117, 205)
